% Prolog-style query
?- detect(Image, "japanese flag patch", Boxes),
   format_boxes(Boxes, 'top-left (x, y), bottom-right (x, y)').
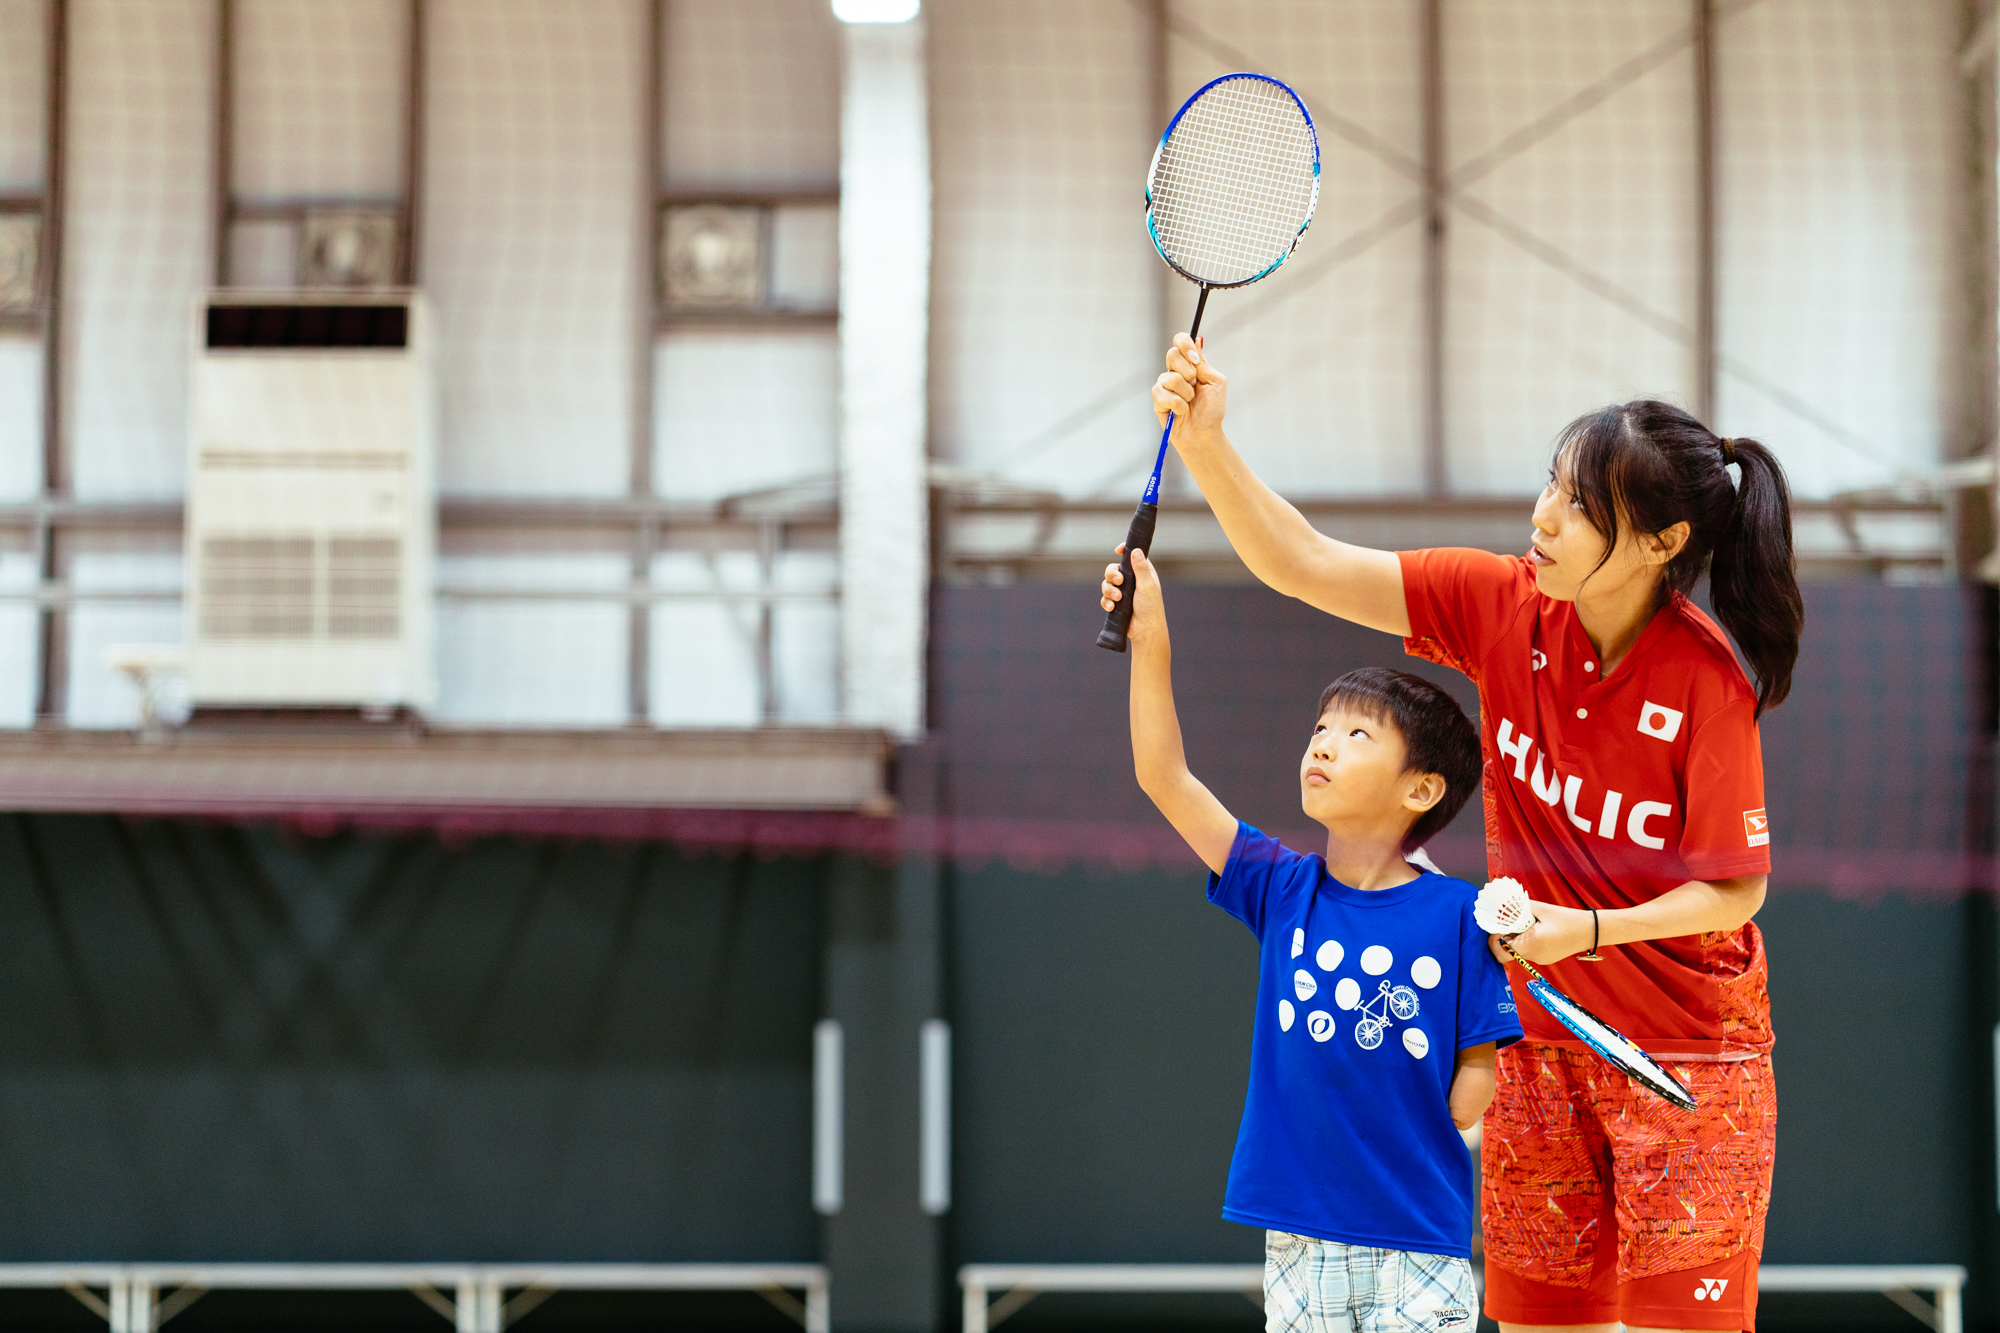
top-left (1744, 809), bottom-right (1769, 847)
top-left (1637, 701), bottom-right (1683, 741)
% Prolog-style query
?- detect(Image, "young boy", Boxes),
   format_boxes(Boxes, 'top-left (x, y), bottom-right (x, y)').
top-left (1122, 546), bottom-right (1521, 1333)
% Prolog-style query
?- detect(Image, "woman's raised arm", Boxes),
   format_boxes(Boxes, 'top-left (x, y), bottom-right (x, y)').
top-left (1099, 335), bottom-right (1411, 638)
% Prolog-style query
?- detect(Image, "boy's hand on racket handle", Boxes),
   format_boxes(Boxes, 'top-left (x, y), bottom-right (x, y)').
top-left (1100, 544), bottom-right (1167, 646)
top-left (1487, 899), bottom-right (1596, 967)
top-left (1154, 334), bottom-right (1228, 442)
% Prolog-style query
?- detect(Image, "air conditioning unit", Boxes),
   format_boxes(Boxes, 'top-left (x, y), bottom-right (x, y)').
top-left (186, 292), bottom-right (436, 710)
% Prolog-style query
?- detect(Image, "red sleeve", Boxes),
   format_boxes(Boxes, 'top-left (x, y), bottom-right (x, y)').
top-left (1679, 697), bottom-right (1772, 880)
top-left (1397, 547), bottom-right (1536, 682)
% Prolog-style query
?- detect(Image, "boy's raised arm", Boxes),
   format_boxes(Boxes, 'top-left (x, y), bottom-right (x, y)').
top-left (1125, 548), bottom-right (1239, 875)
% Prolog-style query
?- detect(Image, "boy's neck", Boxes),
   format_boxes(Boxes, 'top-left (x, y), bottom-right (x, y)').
top-left (1322, 827), bottom-right (1423, 891)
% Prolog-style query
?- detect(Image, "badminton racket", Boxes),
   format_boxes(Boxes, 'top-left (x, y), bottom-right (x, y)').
top-left (1478, 880), bottom-right (1697, 1111)
top-left (1096, 73), bottom-right (1320, 652)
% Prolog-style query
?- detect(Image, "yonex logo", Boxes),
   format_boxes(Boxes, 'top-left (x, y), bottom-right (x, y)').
top-left (1530, 649), bottom-right (1547, 671)
top-left (1637, 701), bottom-right (1684, 741)
top-left (1693, 1278), bottom-right (1729, 1301)
top-left (1744, 808), bottom-right (1769, 847)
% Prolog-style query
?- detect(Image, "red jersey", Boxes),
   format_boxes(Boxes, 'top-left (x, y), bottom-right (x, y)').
top-left (1399, 547), bottom-right (1773, 1057)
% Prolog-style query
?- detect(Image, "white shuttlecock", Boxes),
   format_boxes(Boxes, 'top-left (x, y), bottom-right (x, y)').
top-left (1476, 878), bottom-right (1537, 935)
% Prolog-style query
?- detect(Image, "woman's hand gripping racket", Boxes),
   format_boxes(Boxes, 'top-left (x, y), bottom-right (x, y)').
top-left (1477, 879), bottom-right (1698, 1111)
top-left (1096, 73), bottom-right (1320, 652)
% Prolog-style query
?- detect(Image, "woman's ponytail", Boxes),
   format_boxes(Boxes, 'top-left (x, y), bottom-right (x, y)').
top-left (1557, 403), bottom-right (1803, 717)
top-left (1707, 435), bottom-right (1802, 715)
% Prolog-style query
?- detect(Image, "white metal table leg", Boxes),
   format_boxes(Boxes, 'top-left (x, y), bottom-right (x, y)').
top-left (804, 1276), bottom-right (829, 1333)
top-left (1939, 1279), bottom-right (1962, 1333)
top-left (963, 1278), bottom-right (986, 1333)
top-left (454, 1279), bottom-right (477, 1333)
top-left (111, 1279), bottom-right (154, 1333)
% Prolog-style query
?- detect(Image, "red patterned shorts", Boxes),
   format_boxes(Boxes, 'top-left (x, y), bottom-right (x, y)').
top-left (1482, 1042), bottom-right (1776, 1331)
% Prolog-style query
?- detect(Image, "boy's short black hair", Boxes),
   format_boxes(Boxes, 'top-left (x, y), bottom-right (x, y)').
top-left (1316, 667), bottom-right (1481, 854)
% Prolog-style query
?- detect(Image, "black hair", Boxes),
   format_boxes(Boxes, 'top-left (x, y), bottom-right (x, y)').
top-left (1315, 667), bottom-right (1481, 854)
top-left (1554, 400), bottom-right (1802, 717)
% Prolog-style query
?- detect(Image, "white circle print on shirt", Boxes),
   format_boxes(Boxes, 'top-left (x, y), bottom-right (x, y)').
top-left (1279, 933), bottom-right (1433, 1059)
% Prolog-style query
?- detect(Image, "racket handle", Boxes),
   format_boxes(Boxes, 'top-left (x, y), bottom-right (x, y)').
top-left (1095, 501), bottom-right (1159, 653)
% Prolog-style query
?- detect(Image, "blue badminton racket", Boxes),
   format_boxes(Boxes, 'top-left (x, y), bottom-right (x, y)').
top-left (1502, 940), bottom-right (1697, 1111)
top-left (1097, 72), bottom-right (1320, 652)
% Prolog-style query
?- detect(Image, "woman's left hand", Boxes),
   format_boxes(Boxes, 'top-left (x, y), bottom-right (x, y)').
top-left (1488, 899), bottom-right (1597, 967)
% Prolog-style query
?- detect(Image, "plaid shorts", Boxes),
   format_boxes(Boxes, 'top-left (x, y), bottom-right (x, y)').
top-left (1264, 1230), bottom-right (1477, 1333)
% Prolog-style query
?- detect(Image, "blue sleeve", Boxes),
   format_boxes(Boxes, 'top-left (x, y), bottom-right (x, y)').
top-left (1456, 893), bottom-right (1523, 1051)
top-left (1205, 822), bottom-right (1304, 942)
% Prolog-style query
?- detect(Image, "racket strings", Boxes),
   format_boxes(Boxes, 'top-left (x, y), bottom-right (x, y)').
top-left (1151, 78), bottom-right (1318, 286)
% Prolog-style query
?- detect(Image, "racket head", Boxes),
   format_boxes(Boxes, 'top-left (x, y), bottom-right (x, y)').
top-left (1147, 72), bottom-right (1321, 290)
top-left (1521, 974), bottom-right (1697, 1112)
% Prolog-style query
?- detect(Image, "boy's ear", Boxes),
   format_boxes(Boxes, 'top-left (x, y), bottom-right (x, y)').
top-left (1402, 771), bottom-right (1446, 815)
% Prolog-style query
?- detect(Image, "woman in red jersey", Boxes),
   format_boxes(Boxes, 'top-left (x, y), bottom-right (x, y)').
top-left (1103, 335), bottom-right (1800, 1333)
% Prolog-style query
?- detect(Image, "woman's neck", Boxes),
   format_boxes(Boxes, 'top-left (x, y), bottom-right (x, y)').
top-left (1574, 575), bottom-right (1667, 677)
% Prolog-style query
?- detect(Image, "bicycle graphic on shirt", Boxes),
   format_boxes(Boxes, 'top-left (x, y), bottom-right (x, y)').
top-left (1353, 979), bottom-right (1420, 1049)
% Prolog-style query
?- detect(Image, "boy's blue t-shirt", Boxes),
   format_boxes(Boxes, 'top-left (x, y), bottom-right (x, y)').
top-left (1208, 822), bottom-right (1522, 1257)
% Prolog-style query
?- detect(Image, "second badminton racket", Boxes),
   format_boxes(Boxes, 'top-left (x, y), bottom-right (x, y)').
top-left (1478, 879), bottom-right (1697, 1111)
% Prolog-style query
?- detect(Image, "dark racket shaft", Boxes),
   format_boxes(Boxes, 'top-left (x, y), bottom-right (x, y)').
top-left (1502, 941), bottom-right (1697, 1111)
top-left (1097, 73), bottom-right (1320, 651)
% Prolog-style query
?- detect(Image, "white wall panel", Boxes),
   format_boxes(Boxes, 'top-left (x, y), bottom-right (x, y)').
top-left (0, 550), bottom-right (36, 728)
top-left (424, 0), bottom-right (646, 497)
top-left (0, 0), bottom-right (47, 193)
top-left (63, 0), bottom-right (214, 500)
top-left (0, 341), bottom-right (41, 500)
top-left (434, 604), bottom-right (629, 727)
top-left (661, 0), bottom-right (839, 191)
top-left (772, 551), bottom-right (838, 723)
top-left (648, 550), bottom-right (838, 726)
top-left (770, 203), bottom-right (839, 308)
top-left (433, 554), bottom-right (630, 726)
top-left (0, 1), bottom-right (47, 520)
top-left (651, 552), bottom-right (760, 726)
top-left (233, 0), bottom-right (406, 202)
top-left (654, 330), bottom-right (836, 500)
top-left (650, 605), bottom-right (759, 726)
top-left (1716, 0), bottom-right (1966, 497)
top-left (224, 218), bottom-right (295, 288)
top-left (1444, 0), bottom-right (1697, 494)
top-left (928, 0), bottom-right (1158, 498)
top-left (1162, 0), bottom-right (1425, 498)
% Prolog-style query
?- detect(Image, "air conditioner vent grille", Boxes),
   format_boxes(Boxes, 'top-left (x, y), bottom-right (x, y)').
top-left (329, 537), bottom-right (401, 639)
top-left (197, 533), bottom-right (401, 643)
top-left (200, 537), bottom-right (316, 639)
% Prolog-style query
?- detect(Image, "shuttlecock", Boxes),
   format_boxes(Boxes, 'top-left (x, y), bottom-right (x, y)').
top-left (1476, 878), bottom-right (1537, 935)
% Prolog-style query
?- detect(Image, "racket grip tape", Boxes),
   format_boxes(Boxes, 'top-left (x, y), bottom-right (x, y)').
top-left (1095, 502), bottom-right (1159, 653)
